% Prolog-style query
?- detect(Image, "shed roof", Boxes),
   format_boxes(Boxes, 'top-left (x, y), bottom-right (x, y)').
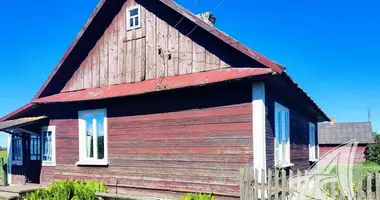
top-left (318, 122), bottom-right (374, 144)
top-left (0, 116), bottom-right (46, 131)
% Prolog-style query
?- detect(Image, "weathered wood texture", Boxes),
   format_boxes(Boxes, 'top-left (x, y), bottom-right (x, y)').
top-left (240, 167), bottom-right (380, 200)
top-left (62, 0), bottom-right (231, 92)
top-left (44, 82), bottom-right (252, 196)
top-left (319, 145), bottom-right (368, 164)
top-left (265, 84), bottom-right (318, 170)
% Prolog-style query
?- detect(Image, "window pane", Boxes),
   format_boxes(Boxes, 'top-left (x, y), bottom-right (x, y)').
top-left (85, 117), bottom-right (94, 158)
top-left (42, 131), bottom-right (53, 161)
top-left (96, 113), bottom-right (105, 159)
top-left (134, 17), bottom-right (139, 26)
top-left (129, 18), bottom-right (134, 27)
top-left (129, 8), bottom-right (138, 16)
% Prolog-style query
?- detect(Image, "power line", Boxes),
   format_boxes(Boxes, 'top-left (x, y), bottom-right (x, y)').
top-left (157, 0), bottom-right (200, 49)
top-left (184, 0), bottom-right (227, 38)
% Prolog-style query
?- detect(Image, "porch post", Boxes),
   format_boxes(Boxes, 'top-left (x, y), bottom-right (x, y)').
top-left (7, 134), bottom-right (12, 185)
top-left (252, 82), bottom-right (266, 177)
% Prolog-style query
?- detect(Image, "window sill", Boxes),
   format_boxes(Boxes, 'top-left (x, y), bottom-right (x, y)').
top-left (75, 160), bottom-right (108, 166)
top-left (309, 159), bottom-right (319, 162)
top-left (279, 163), bottom-right (294, 168)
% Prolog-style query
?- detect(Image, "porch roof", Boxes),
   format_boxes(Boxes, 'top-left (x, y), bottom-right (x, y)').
top-left (0, 116), bottom-right (46, 132)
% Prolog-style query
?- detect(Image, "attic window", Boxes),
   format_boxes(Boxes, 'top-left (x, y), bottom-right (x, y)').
top-left (126, 5), bottom-right (141, 30)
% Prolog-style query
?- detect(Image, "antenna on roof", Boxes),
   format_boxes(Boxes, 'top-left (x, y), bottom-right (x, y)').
top-left (368, 108), bottom-right (371, 122)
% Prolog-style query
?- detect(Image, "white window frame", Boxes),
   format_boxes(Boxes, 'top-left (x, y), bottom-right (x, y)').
top-left (274, 102), bottom-right (293, 168)
top-left (76, 109), bottom-right (108, 166)
top-left (126, 5), bottom-right (141, 30)
top-left (11, 134), bottom-right (23, 166)
top-left (309, 122), bottom-right (318, 161)
top-left (41, 126), bottom-right (56, 166)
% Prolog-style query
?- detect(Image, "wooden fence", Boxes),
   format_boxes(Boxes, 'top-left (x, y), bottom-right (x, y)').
top-left (240, 167), bottom-right (380, 200)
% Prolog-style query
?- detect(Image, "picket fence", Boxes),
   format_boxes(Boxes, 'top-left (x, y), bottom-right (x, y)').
top-left (240, 167), bottom-right (380, 200)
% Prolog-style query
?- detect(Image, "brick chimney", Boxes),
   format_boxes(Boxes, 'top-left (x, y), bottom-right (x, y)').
top-left (330, 117), bottom-right (335, 125)
top-left (196, 12), bottom-right (216, 26)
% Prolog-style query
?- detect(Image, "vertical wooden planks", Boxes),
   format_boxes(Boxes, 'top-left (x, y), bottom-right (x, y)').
top-left (281, 169), bottom-right (286, 200)
top-left (254, 169), bottom-right (258, 200)
top-left (275, 169), bottom-right (279, 200)
top-left (368, 173), bottom-right (373, 199)
top-left (178, 32), bottom-right (192, 75)
top-left (83, 57), bottom-right (92, 89)
top-left (145, 9), bottom-right (156, 80)
top-left (261, 169), bottom-right (265, 200)
top-left (134, 38), bottom-right (145, 82)
top-left (125, 30), bottom-right (135, 82)
top-left (108, 18), bottom-right (119, 85)
top-left (117, 12), bottom-right (126, 84)
top-left (206, 51), bottom-right (220, 71)
top-left (192, 42), bottom-right (205, 72)
top-left (268, 169), bottom-right (272, 200)
top-left (240, 168), bottom-right (245, 200)
top-left (167, 26), bottom-right (179, 76)
top-left (99, 35), bottom-right (109, 86)
top-left (156, 18), bottom-right (168, 78)
top-left (376, 173), bottom-right (380, 200)
top-left (358, 172), bottom-right (363, 200)
top-left (91, 45), bottom-right (100, 88)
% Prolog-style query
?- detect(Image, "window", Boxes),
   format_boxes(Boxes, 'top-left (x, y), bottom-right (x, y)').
top-left (41, 126), bottom-right (56, 166)
top-left (126, 5), bottom-right (141, 30)
top-left (309, 122), bottom-right (318, 161)
top-left (77, 109), bottom-right (108, 165)
top-left (11, 135), bottom-right (23, 165)
top-left (30, 135), bottom-right (41, 161)
top-left (274, 102), bottom-right (292, 167)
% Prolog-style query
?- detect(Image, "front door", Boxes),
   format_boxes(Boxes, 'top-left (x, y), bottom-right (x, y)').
top-left (26, 135), bottom-right (41, 183)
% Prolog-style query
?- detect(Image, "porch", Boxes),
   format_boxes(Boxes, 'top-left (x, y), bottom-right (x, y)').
top-left (0, 116), bottom-right (49, 185)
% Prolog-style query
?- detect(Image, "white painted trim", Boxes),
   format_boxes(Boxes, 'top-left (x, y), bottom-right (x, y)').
top-left (7, 134), bottom-right (12, 185)
top-left (309, 122), bottom-right (317, 161)
top-left (41, 126), bottom-right (56, 166)
top-left (78, 109), bottom-right (108, 166)
top-left (252, 82), bottom-right (266, 171)
top-left (274, 102), bottom-right (292, 166)
top-left (126, 5), bottom-right (141, 30)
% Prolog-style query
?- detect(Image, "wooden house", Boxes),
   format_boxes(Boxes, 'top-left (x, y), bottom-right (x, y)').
top-left (0, 0), bottom-right (329, 198)
top-left (318, 120), bottom-right (374, 164)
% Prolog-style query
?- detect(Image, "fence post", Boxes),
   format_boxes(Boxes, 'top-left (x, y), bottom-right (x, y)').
top-left (268, 169), bottom-right (272, 199)
top-left (240, 168), bottom-right (245, 200)
top-left (248, 167), bottom-right (254, 200)
top-left (275, 169), bottom-right (279, 200)
top-left (281, 169), bottom-right (286, 200)
top-left (376, 173), bottom-right (380, 200)
top-left (358, 172), bottom-right (363, 200)
top-left (254, 169), bottom-right (258, 200)
top-left (368, 173), bottom-right (373, 200)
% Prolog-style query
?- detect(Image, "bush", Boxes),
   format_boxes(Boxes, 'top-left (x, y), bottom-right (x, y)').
top-left (365, 133), bottom-right (380, 164)
top-left (179, 193), bottom-right (215, 200)
top-left (24, 180), bottom-right (107, 200)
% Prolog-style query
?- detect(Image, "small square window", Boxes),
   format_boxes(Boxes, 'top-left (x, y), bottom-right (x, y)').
top-left (126, 5), bottom-right (141, 30)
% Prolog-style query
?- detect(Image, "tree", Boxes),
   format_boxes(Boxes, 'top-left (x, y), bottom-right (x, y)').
top-left (365, 132), bottom-right (380, 164)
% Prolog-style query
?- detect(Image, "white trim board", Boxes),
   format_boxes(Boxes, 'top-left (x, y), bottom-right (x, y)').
top-left (252, 82), bottom-right (266, 171)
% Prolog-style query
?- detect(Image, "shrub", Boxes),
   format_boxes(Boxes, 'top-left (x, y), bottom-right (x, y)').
top-left (179, 193), bottom-right (215, 200)
top-left (365, 133), bottom-right (380, 164)
top-left (24, 180), bottom-right (106, 200)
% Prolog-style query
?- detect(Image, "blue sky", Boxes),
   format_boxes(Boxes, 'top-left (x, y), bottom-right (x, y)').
top-left (0, 0), bottom-right (379, 147)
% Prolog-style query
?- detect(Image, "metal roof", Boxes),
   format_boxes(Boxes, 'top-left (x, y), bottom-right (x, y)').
top-left (0, 116), bottom-right (46, 131)
top-left (318, 122), bottom-right (374, 144)
top-left (33, 68), bottom-right (272, 103)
